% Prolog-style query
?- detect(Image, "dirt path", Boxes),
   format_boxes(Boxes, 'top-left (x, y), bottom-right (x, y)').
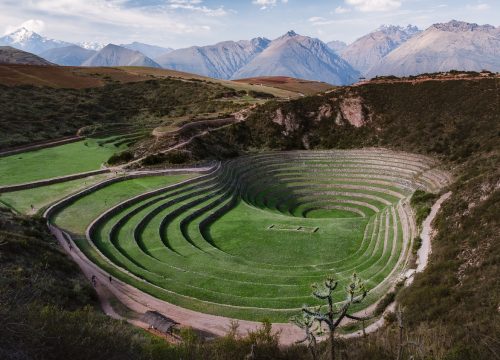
top-left (416, 192), bottom-right (452, 272)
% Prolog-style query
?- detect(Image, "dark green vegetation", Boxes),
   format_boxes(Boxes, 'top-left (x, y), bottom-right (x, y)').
top-left (184, 76), bottom-right (500, 359)
top-left (410, 190), bottom-right (438, 227)
top-left (186, 78), bottom-right (498, 159)
top-left (0, 78), bottom-right (249, 149)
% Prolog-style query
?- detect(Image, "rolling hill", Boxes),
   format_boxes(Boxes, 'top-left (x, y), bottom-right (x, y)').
top-left (82, 44), bottom-right (161, 68)
top-left (0, 46), bottom-right (53, 65)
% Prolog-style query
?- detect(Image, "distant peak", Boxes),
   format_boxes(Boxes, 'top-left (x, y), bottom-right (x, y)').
top-left (284, 30), bottom-right (298, 37)
top-left (431, 20), bottom-right (495, 32)
top-left (376, 24), bottom-right (420, 34)
top-left (275, 30), bottom-right (302, 41)
top-left (11, 27), bottom-right (31, 34)
top-left (6, 27), bottom-right (38, 42)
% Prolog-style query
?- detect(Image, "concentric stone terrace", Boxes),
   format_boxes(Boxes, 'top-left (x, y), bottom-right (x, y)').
top-left (50, 149), bottom-right (450, 321)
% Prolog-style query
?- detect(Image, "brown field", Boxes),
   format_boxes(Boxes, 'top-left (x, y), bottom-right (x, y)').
top-left (0, 64), bottom-right (298, 98)
top-left (234, 76), bottom-right (335, 95)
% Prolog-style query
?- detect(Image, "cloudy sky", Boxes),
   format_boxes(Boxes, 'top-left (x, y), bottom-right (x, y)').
top-left (1, 0), bottom-right (498, 48)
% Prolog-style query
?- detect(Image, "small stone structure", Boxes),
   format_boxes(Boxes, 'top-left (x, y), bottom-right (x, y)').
top-left (141, 311), bottom-right (179, 334)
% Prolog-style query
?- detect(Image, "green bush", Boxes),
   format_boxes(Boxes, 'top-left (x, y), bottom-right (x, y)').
top-left (107, 150), bottom-right (134, 165)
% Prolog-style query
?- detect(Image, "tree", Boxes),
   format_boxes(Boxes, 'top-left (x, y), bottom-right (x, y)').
top-left (291, 312), bottom-right (318, 360)
top-left (294, 273), bottom-right (368, 360)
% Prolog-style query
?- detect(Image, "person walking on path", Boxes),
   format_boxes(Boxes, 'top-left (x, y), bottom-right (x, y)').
top-left (91, 275), bottom-right (97, 287)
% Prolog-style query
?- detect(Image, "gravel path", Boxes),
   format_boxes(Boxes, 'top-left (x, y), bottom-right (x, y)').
top-left (417, 191), bottom-right (452, 272)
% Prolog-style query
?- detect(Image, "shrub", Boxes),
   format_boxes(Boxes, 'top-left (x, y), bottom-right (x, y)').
top-left (107, 150), bottom-right (134, 165)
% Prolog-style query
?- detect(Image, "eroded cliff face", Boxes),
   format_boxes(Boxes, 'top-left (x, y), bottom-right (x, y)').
top-left (272, 91), bottom-right (372, 132)
top-left (338, 96), bottom-right (371, 127)
top-left (272, 108), bottom-right (300, 134)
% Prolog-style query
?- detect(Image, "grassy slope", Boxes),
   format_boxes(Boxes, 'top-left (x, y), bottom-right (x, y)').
top-left (185, 77), bottom-right (500, 358)
top-left (0, 138), bottom-right (123, 186)
top-left (234, 76), bottom-right (335, 95)
top-left (0, 65), bottom-right (297, 98)
top-left (0, 173), bottom-right (111, 213)
top-left (53, 174), bottom-right (194, 233)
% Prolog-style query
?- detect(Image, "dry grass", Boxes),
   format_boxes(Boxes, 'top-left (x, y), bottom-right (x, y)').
top-left (234, 76), bottom-right (335, 95)
top-left (0, 65), bottom-right (298, 98)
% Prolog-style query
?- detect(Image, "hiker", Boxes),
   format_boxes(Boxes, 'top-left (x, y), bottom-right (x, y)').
top-left (91, 275), bottom-right (97, 287)
top-left (109, 276), bottom-right (112, 283)
top-left (30, 204), bottom-right (34, 211)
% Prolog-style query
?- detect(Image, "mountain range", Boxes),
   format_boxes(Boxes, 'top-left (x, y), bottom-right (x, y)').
top-left (0, 28), bottom-right (71, 55)
top-left (1, 20), bottom-right (498, 84)
top-left (232, 31), bottom-right (358, 85)
top-left (367, 20), bottom-right (500, 77)
top-left (339, 25), bottom-right (421, 75)
top-left (156, 37), bottom-right (271, 79)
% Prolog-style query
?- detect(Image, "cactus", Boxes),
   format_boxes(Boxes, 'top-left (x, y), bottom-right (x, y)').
top-left (294, 273), bottom-right (368, 360)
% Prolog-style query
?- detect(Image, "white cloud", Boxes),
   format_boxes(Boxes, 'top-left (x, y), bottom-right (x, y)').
top-left (1, 0), bottom-right (224, 35)
top-left (168, 0), bottom-right (227, 16)
top-left (0, 0), bottom-right (234, 47)
top-left (308, 16), bottom-right (336, 26)
top-left (334, 6), bottom-right (351, 14)
top-left (252, 0), bottom-right (288, 10)
top-left (345, 0), bottom-right (402, 12)
top-left (309, 16), bottom-right (326, 23)
top-left (5, 19), bottom-right (45, 35)
top-left (466, 3), bottom-right (490, 11)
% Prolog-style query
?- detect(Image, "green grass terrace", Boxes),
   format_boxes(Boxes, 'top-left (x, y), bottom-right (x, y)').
top-left (47, 149), bottom-right (450, 322)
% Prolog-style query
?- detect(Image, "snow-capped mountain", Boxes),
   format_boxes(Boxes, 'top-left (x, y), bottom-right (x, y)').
top-left (120, 42), bottom-right (173, 59)
top-left (82, 44), bottom-right (161, 68)
top-left (232, 31), bottom-right (359, 85)
top-left (40, 45), bottom-right (96, 66)
top-left (340, 25), bottom-right (420, 75)
top-left (0, 28), bottom-right (72, 55)
top-left (155, 37), bottom-right (270, 79)
top-left (367, 20), bottom-right (500, 78)
top-left (77, 42), bottom-right (106, 51)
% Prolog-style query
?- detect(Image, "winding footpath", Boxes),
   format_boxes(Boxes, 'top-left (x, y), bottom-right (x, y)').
top-left (417, 191), bottom-right (452, 273)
